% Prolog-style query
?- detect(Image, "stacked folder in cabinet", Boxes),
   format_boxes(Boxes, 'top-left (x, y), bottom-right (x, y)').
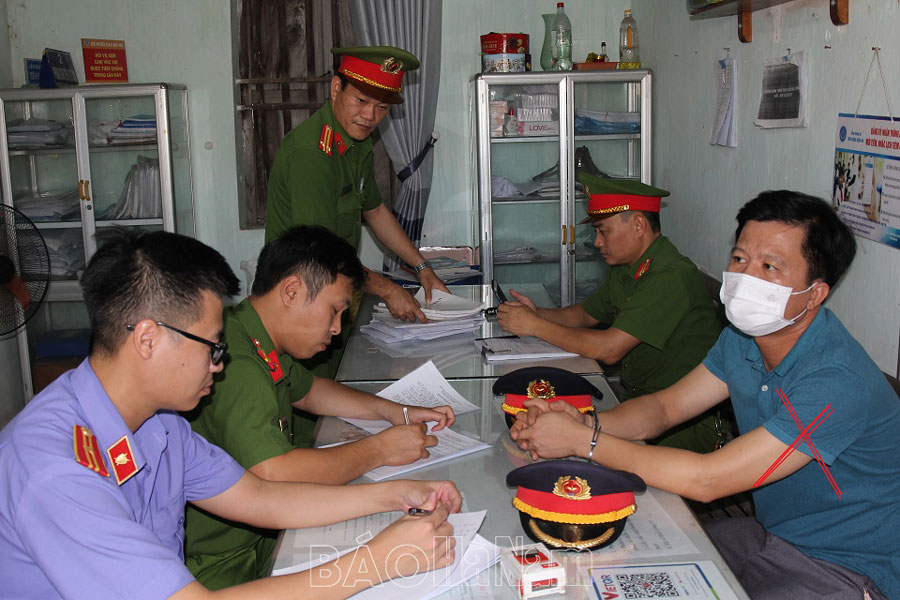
top-left (361, 289), bottom-right (486, 343)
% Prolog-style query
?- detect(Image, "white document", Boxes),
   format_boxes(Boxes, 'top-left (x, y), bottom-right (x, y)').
top-left (272, 510), bottom-right (494, 600)
top-left (710, 58), bottom-right (738, 147)
top-left (755, 51), bottom-right (808, 129)
top-left (415, 288), bottom-right (488, 320)
top-left (363, 425), bottom-right (490, 481)
top-left (342, 361), bottom-right (480, 434)
top-left (478, 336), bottom-right (579, 362)
top-left (585, 561), bottom-right (740, 600)
top-left (579, 491), bottom-right (699, 561)
top-left (372, 289), bottom-right (487, 322)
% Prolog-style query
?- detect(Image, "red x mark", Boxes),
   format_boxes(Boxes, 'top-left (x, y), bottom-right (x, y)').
top-left (753, 388), bottom-right (842, 499)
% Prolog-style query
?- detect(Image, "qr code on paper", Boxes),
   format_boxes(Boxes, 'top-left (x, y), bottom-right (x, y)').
top-left (615, 572), bottom-right (680, 598)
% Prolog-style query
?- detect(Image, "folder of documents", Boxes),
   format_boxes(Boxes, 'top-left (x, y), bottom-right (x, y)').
top-left (478, 336), bottom-right (579, 362)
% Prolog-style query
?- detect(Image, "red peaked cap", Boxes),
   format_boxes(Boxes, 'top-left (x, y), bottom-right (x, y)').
top-left (493, 366), bottom-right (602, 417)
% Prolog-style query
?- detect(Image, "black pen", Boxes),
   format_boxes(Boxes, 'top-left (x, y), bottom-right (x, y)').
top-left (408, 507), bottom-right (432, 516)
top-left (475, 335), bottom-right (519, 341)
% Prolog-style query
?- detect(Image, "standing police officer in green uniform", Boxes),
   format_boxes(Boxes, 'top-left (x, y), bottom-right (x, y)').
top-left (498, 175), bottom-right (724, 452)
top-left (184, 226), bottom-right (456, 589)
top-left (266, 46), bottom-right (449, 379)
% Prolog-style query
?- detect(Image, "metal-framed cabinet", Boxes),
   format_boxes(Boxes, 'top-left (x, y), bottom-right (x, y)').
top-left (473, 70), bottom-right (652, 306)
top-left (0, 83), bottom-right (194, 399)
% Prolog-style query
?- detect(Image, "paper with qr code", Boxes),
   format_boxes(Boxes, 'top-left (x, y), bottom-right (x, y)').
top-left (587, 562), bottom-right (740, 599)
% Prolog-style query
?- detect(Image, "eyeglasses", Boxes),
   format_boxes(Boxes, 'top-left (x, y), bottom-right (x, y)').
top-left (125, 321), bottom-right (228, 365)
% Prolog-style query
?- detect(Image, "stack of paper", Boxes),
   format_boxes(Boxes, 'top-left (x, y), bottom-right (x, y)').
top-left (478, 336), bottom-right (579, 362)
top-left (99, 155), bottom-right (161, 219)
top-left (15, 188), bottom-right (79, 222)
top-left (339, 361), bottom-right (489, 481)
top-left (361, 289), bottom-right (486, 343)
top-left (381, 256), bottom-right (478, 284)
top-left (272, 510), bottom-right (501, 600)
top-left (108, 114), bottom-right (157, 142)
top-left (7, 118), bottom-right (73, 148)
top-left (711, 58), bottom-right (737, 147)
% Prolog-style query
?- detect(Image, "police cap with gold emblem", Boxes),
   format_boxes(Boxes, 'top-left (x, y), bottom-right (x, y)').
top-left (332, 46), bottom-right (420, 104)
top-left (493, 366), bottom-right (601, 429)
top-left (577, 173), bottom-right (670, 224)
top-left (507, 459), bottom-right (646, 551)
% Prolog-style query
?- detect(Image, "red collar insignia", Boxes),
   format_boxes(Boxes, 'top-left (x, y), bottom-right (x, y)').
top-left (106, 435), bottom-right (138, 486)
top-left (334, 131), bottom-right (347, 156)
top-left (73, 425), bottom-right (109, 477)
top-left (319, 124), bottom-right (333, 156)
top-left (633, 257), bottom-right (652, 280)
top-left (250, 337), bottom-right (284, 382)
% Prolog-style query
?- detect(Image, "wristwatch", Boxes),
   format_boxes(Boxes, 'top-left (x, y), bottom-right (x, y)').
top-left (413, 261), bottom-right (431, 274)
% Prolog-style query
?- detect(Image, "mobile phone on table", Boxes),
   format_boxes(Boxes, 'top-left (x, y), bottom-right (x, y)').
top-left (492, 279), bottom-right (509, 304)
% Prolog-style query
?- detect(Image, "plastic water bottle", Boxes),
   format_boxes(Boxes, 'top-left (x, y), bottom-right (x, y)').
top-left (619, 9), bottom-right (640, 69)
top-left (552, 3), bottom-right (572, 71)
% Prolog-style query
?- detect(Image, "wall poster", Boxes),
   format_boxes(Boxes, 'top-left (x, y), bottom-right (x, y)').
top-left (833, 113), bottom-right (900, 249)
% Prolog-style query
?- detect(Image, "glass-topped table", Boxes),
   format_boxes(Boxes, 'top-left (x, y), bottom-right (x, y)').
top-left (275, 376), bottom-right (750, 599)
top-left (336, 284), bottom-right (604, 383)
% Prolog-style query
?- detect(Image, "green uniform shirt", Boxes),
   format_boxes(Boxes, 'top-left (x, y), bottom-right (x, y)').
top-left (265, 102), bottom-right (383, 247)
top-left (264, 102), bottom-right (379, 378)
top-left (184, 299), bottom-right (314, 589)
top-left (582, 235), bottom-right (723, 397)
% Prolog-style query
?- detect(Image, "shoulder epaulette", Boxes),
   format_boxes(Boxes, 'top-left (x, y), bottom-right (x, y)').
top-left (634, 257), bottom-right (652, 280)
top-left (319, 124), bottom-right (333, 156)
top-left (249, 337), bottom-right (284, 382)
top-left (73, 425), bottom-right (109, 477)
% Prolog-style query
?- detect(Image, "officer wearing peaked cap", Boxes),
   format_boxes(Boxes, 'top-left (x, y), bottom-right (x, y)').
top-left (266, 45), bottom-right (449, 381)
top-left (498, 174), bottom-right (724, 452)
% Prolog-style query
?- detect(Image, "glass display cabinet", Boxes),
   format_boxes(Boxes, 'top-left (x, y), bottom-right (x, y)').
top-left (473, 70), bottom-right (652, 306)
top-left (0, 83), bottom-right (193, 399)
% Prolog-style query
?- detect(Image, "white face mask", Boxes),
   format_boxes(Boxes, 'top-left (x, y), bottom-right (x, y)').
top-left (720, 271), bottom-right (818, 337)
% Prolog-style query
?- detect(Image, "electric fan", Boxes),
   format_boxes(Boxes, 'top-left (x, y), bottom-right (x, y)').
top-left (0, 204), bottom-right (51, 337)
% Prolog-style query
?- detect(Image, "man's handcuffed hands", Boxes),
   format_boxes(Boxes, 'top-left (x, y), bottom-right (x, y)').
top-left (511, 398), bottom-right (594, 461)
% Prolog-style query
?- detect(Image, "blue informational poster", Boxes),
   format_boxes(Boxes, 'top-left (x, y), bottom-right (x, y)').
top-left (833, 113), bottom-right (900, 250)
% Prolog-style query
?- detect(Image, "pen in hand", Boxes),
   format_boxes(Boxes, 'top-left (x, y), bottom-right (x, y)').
top-left (408, 507), bottom-right (433, 516)
top-left (403, 405), bottom-right (410, 425)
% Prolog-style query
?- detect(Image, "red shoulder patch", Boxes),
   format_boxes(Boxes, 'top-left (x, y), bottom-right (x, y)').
top-left (73, 425), bottom-right (109, 477)
top-left (634, 257), bottom-right (652, 280)
top-left (319, 124), bottom-right (333, 156)
top-left (250, 337), bottom-right (284, 382)
top-left (107, 435), bottom-right (139, 486)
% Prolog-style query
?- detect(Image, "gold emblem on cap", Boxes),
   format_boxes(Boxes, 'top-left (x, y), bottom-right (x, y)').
top-left (526, 379), bottom-right (556, 401)
top-left (553, 476), bottom-right (592, 500)
top-left (381, 57), bottom-right (402, 74)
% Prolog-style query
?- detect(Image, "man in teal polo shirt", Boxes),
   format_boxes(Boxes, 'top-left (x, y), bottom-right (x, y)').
top-left (498, 175), bottom-right (724, 451)
top-left (184, 225), bottom-right (455, 589)
top-left (266, 46), bottom-right (449, 378)
top-left (511, 191), bottom-right (899, 599)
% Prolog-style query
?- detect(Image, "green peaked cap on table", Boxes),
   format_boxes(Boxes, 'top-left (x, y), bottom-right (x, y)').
top-left (577, 173), bottom-right (670, 222)
top-left (331, 46), bottom-right (419, 104)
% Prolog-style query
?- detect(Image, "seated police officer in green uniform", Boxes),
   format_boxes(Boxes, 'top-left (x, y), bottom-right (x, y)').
top-left (184, 226), bottom-right (455, 589)
top-left (498, 176), bottom-right (724, 452)
top-left (266, 45), bottom-right (449, 381)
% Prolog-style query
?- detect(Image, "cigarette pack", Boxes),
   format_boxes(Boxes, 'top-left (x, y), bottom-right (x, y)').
top-left (499, 543), bottom-right (566, 599)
